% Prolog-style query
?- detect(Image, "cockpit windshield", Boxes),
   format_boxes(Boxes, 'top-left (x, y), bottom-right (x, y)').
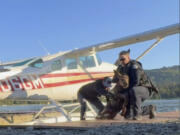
top-left (0, 58), bottom-right (43, 72)
top-left (0, 58), bottom-right (35, 71)
top-left (12, 58), bottom-right (34, 67)
top-left (29, 59), bottom-right (44, 68)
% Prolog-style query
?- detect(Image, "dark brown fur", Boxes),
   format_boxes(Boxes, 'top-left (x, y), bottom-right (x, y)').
top-left (97, 70), bottom-right (129, 119)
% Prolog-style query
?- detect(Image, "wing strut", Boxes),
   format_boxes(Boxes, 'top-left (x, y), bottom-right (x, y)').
top-left (136, 38), bottom-right (164, 61)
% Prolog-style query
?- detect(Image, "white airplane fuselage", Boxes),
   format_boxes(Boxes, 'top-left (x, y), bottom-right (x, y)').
top-left (0, 53), bottom-right (115, 101)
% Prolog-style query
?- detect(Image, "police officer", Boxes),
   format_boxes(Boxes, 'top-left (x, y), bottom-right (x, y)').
top-left (77, 77), bottom-right (112, 120)
top-left (115, 49), bottom-right (151, 120)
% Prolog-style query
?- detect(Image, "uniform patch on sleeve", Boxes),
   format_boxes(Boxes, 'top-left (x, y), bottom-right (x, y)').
top-left (132, 64), bottom-right (138, 69)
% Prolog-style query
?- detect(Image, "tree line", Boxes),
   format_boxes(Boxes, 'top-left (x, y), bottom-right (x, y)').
top-left (145, 65), bottom-right (180, 99)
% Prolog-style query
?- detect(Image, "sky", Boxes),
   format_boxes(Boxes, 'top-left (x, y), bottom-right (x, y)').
top-left (0, 0), bottom-right (179, 69)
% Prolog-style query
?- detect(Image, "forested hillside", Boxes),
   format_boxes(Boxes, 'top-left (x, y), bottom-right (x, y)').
top-left (145, 65), bottom-right (180, 99)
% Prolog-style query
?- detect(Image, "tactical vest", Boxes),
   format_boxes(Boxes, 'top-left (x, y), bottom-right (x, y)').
top-left (134, 62), bottom-right (151, 87)
top-left (117, 60), bottom-right (151, 87)
top-left (118, 60), bottom-right (159, 95)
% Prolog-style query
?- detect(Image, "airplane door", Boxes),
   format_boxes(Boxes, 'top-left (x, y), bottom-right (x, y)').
top-left (49, 58), bottom-right (70, 100)
top-left (64, 57), bottom-right (81, 100)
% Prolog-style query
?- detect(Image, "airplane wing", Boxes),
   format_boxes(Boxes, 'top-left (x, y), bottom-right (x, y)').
top-left (1, 24), bottom-right (179, 64)
top-left (67, 23), bottom-right (180, 55)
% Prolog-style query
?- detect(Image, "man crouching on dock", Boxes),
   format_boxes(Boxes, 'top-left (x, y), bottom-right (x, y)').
top-left (77, 77), bottom-right (112, 120)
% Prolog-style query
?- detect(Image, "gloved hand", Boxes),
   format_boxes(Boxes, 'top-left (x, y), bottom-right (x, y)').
top-left (106, 92), bottom-right (115, 100)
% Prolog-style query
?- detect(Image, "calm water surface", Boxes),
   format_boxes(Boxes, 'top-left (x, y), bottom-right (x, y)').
top-left (144, 99), bottom-right (180, 112)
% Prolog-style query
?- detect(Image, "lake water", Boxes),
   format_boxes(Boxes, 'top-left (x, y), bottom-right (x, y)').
top-left (143, 99), bottom-right (180, 112)
top-left (0, 99), bottom-right (179, 114)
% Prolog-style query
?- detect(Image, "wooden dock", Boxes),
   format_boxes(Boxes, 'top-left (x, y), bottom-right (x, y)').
top-left (39, 111), bottom-right (180, 128)
top-left (0, 111), bottom-right (179, 130)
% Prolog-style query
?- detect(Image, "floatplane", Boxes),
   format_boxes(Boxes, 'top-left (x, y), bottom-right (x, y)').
top-left (0, 23), bottom-right (179, 124)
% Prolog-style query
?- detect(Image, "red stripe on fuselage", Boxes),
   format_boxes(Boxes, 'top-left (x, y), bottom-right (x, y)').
top-left (44, 78), bottom-right (97, 88)
top-left (41, 72), bottom-right (113, 78)
top-left (42, 72), bottom-right (113, 88)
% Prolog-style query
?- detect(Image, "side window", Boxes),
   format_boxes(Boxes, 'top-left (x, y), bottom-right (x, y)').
top-left (79, 56), bottom-right (96, 68)
top-left (96, 54), bottom-right (102, 65)
top-left (29, 59), bottom-right (43, 68)
top-left (51, 60), bottom-right (62, 71)
top-left (65, 58), bottom-right (77, 69)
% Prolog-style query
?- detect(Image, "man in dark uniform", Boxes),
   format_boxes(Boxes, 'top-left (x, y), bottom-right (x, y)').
top-left (115, 49), bottom-right (153, 120)
top-left (77, 77), bottom-right (112, 120)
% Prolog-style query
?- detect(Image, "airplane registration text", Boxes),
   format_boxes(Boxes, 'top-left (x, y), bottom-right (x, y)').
top-left (0, 75), bottom-right (44, 92)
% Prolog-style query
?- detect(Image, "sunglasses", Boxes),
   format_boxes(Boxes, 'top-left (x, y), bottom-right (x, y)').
top-left (120, 58), bottom-right (125, 61)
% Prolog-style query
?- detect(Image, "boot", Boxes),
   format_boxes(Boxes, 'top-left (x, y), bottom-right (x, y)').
top-left (124, 107), bottom-right (133, 120)
top-left (80, 117), bottom-right (85, 120)
top-left (149, 105), bottom-right (156, 119)
top-left (80, 105), bottom-right (86, 120)
top-left (133, 115), bottom-right (142, 120)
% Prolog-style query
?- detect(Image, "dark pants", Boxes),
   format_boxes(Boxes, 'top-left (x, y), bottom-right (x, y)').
top-left (126, 86), bottom-right (150, 117)
top-left (78, 92), bottom-right (104, 119)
